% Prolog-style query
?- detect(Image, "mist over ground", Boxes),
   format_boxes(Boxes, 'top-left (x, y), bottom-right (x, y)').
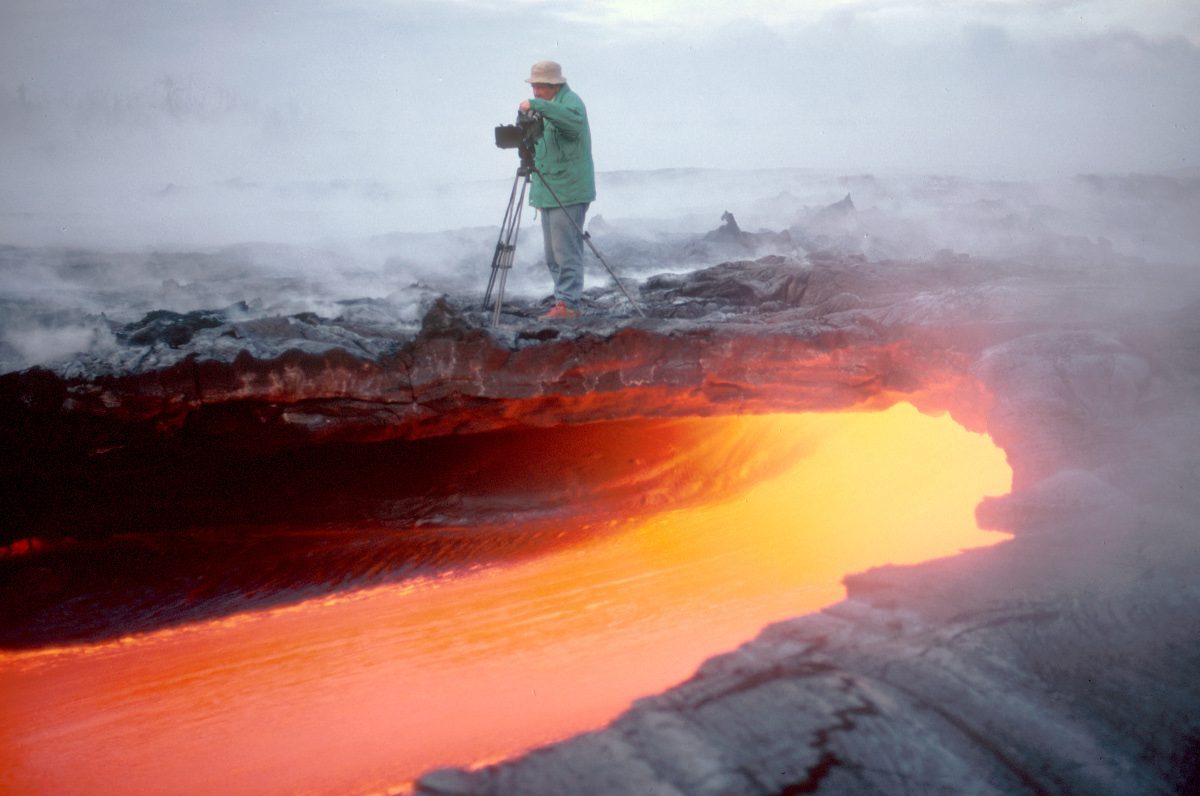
top-left (2, 0), bottom-right (1197, 242)
top-left (2, 167), bottom-right (1199, 375)
top-left (1, 1), bottom-right (1198, 372)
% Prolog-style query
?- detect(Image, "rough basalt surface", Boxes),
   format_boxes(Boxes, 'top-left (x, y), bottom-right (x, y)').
top-left (402, 259), bottom-right (1198, 794)
top-left (1, 257), bottom-right (981, 454)
top-left (3, 245), bottom-right (1200, 792)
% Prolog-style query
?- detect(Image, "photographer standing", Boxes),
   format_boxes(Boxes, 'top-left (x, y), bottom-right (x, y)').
top-left (518, 61), bottom-right (595, 320)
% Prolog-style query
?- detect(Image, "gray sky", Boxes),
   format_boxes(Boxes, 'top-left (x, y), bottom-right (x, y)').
top-left (2, 0), bottom-right (1199, 244)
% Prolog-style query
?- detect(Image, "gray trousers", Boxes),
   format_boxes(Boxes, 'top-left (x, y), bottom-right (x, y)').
top-left (540, 203), bottom-right (589, 308)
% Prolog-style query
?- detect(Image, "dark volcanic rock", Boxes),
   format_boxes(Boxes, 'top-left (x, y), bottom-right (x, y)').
top-left (413, 268), bottom-right (1200, 794)
top-left (643, 255), bottom-right (809, 312)
top-left (3, 256), bottom-right (1010, 462)
top-left (415, 259), bottom-right (1199, 794)
top-left (3, 249), bottom-right (1200, 793)
top-left (702, 210), bottom-right (745, 244)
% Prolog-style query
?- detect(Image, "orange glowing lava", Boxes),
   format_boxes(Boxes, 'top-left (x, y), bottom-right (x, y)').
top-left (0, 403), bottom-right (1011, 795)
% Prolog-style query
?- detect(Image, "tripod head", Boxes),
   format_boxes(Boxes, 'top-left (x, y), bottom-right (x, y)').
top-left (495, 110), bottom-right (544, 174)
top-left (515, 145), bottom-right (535, 177)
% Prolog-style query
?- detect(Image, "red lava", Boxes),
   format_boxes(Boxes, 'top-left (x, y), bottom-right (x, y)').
top-left (0, 403), bottom-right (1011, 795)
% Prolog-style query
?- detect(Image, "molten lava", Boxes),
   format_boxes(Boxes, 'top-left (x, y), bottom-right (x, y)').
top-left (0, 403), bottom-right (1010, 795)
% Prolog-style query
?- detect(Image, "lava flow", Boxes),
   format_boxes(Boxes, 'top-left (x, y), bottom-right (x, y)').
top-left (0, 403), bottom-right (1011, 795)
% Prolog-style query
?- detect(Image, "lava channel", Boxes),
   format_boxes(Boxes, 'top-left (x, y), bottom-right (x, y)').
top-left (0, 403), bottom-right (1011, 795)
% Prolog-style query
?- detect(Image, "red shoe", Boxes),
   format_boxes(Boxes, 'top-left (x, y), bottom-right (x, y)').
top-left (540, 301), bottom-right (579, 320)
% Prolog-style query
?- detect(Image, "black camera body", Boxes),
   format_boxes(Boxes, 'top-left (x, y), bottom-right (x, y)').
top-left (495, 110), bottom-right (544, 160)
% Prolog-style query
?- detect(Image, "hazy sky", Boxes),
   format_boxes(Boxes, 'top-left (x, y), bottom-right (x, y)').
top-left (2, 0), bottom-right (1198, 244)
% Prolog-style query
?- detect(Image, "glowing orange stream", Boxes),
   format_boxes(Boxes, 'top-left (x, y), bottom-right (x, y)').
top-left (0, 403), bottom-right (1011, 795)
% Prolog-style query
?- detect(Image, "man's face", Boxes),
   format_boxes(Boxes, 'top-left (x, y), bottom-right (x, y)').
top-left (531, 82), bottom-right (560, 100)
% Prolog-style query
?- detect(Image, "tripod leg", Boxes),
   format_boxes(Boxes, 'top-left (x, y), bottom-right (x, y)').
top-left (581, 230), bottom-right (646, 318)
top-left (490, 254), bottom-right (510, 326)
top-left (483, 172), bottom-right (525, 310)
top-left (485, 170), bottom-right (530, 325)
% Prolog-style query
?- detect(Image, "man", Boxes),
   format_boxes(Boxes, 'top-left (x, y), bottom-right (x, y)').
top-left (518, 60), bottom-right (595, 320)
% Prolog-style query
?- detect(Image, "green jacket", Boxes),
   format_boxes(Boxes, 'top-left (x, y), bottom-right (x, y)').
top-left (528, 84), bottom-right (595, 208)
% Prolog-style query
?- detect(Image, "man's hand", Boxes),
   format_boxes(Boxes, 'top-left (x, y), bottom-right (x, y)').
top-left (519, 100), bottom-right (531, 113)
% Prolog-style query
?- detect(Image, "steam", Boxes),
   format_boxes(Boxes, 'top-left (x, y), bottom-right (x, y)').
top-left (1, 166), bottom-right (1197, 374)
top-left (1, 3), bottom-right (1197, 372)
top-left (2, 2), bottom-right (1197, 250)
top-left (1, 317), bottom-right (117, 368)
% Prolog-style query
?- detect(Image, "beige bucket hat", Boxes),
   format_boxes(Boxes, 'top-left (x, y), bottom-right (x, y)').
top-left (525, 60), bottom-right (567, 85)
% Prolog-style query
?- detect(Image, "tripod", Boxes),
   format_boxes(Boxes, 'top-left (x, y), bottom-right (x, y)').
top-left (482, 156), bottom-right (533, 327)
top-left (483, 155), bottom-right (645, 325)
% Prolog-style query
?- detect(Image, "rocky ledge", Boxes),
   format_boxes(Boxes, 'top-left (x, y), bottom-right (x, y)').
top-left (3, 249), bottom-right (1200, 793)
top-left (418, 257), bottom-right (1200, 794)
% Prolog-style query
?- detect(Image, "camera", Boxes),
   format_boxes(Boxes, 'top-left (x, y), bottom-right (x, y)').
top-left (494, 110), bottom-right (544, 153)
